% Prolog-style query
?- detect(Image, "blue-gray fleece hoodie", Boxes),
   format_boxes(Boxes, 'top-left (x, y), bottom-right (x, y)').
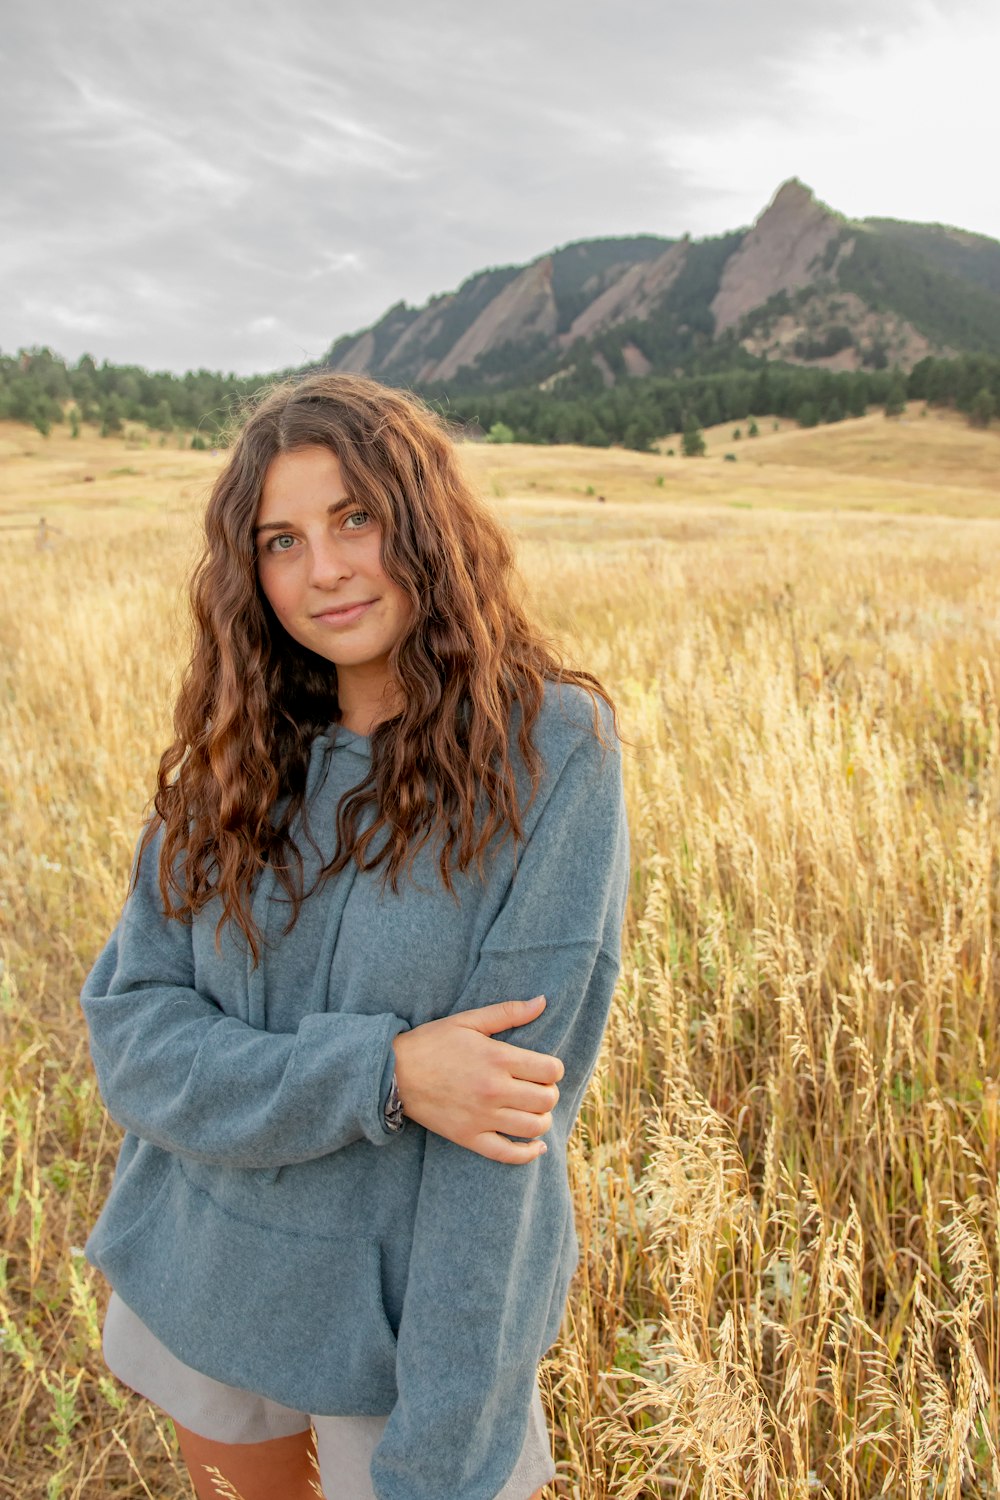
top-left (81, 681), bottom-right (630, 1500)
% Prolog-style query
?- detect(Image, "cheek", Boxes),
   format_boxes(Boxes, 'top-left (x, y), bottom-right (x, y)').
top-left (389, 584), bottom-right (415, 632)
top-left (257, 560), bottom-right (293, 620)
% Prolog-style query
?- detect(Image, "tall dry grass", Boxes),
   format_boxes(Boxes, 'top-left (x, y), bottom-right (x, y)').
top-left (2, 441), bottom-right (999, 1497)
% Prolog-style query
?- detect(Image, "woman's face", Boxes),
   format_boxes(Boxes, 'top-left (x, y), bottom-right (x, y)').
top-left (256, 445), bottom-right (413, 720)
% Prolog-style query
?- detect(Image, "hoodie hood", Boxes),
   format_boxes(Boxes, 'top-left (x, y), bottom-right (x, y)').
top-left (310, 722), bottom-right (372, 760)
top-left (331, 725), bottom-right (372, 759)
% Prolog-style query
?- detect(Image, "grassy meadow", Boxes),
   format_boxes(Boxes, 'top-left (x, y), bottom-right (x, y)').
top-left (2, 405), bottom-right (1000, 1497)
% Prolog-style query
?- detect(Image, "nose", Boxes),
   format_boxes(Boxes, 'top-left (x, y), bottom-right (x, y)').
top-left (307, 533), bottom-right (353, 590)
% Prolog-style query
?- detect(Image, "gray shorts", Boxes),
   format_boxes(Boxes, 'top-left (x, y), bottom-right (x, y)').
top-left (103, 1291), bottom-right (556, 1499)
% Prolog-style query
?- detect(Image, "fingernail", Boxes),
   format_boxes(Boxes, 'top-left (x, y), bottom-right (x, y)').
top-left (539, 1142), bottom-right (548, 1154)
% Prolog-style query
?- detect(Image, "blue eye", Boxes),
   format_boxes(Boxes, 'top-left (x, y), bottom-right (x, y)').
top-left (267, 534), bottom-right (296, 552)
top-left (344, 510), bottom-right (370, 529)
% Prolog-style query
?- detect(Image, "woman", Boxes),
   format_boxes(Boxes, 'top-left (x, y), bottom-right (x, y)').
top-left (81, 372), bottom-right (630, 1500)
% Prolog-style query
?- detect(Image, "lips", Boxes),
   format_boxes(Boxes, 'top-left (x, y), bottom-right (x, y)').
top-left (312, 599), bottom-right (376, 624)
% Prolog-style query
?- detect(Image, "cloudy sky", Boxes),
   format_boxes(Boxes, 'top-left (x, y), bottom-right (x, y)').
top-left (4, 0), bottom-right (997, 375)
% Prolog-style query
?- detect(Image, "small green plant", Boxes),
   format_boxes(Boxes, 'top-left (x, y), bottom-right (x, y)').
top-left (724, 452), bottom-right (738, 462)
top-left (732, 427), bottom-right (742, 440)
top-left (748, 419), bottom-right (759, 437)
top-left (485, 421), bottom-right (515, 444)
top-left (41, 1365), bottom-right (84, 1498)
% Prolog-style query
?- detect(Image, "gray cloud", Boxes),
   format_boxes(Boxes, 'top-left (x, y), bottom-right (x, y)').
top-left (2, 0), bottom-right (992, 373)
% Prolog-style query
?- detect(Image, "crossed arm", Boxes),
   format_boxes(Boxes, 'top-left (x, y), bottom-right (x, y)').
top-left (82, 844), bottom-right (566, 1171)
top-left (83, 714), bottom-right (621, 1173)
top-left (391, 993), bottom-right (562, 1161)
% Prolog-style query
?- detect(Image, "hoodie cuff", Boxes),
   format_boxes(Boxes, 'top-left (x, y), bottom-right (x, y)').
top-left (375, 1021), bottom-right (409, 1141)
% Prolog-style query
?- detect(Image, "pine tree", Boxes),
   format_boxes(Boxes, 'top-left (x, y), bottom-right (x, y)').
top-left (884, 378), bottom-right (907, 418)
top-left (682, 414), bottom-right (706, 457)
top-left (970, 388), bottom-right (996, 428)
top-left (100, 395), bottom-right (124, 436)
top-left (624, 413), bottom-right (656, 452)
top-left (151, 399), bottom-right (174, 432)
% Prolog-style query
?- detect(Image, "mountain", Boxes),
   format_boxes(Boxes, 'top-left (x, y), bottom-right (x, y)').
top-left (321, 181), bottom-right (1000, 392)
top-left (860, 218), bottom-right (1000, 298)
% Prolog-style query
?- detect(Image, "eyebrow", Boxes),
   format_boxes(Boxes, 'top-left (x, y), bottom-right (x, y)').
top-left (254, 497), bottom-right (357, 535)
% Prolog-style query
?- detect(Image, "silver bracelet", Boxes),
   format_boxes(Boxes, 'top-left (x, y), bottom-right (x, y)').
top-left (384, 1070), bottom-right (405, 1133)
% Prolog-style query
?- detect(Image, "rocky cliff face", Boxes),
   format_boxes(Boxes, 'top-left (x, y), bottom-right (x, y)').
top-left (431, 258), bottom-right (558, 381)
top-left (711, 179), bottom-right (842, 332)
top-left (561, 240), bottom-right (688, 343)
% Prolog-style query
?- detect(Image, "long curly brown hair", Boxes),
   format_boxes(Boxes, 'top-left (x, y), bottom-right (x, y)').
top-left (142, 372), bottom-right (619, 962)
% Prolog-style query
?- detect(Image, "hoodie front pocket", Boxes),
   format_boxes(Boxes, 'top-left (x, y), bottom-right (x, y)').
top-left (98, 1157), bottom-right (398, 1416)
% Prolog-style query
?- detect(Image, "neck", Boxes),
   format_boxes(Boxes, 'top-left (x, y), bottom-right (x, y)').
top-left (336, 679), bottom-right (403, 738)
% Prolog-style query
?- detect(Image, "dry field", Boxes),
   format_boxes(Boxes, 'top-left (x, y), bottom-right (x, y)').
top-left (2, 406), bottom-right (1000, 1497)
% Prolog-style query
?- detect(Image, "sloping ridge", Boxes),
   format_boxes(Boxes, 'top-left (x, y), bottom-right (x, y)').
top-left (711, 179), bottom-right (842, 332)
top-left (430, 258), bottom-right (559, 381)
top-left (562, 240), bottom-right (688, 343)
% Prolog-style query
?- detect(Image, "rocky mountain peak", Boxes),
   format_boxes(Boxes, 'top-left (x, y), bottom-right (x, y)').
top-left (710, 178), bottom-right (841, 333)
top-left (768, 177), bottom-right (816, 212)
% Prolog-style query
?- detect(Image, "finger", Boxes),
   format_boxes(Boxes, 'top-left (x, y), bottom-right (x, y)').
top-left (472, 1134), bottom-right (548, 1165)
top-left (493, 1109), bottom-right (554, 1139)
top-left (457, 996), bottom-right (546, 1035)
top-left (490, 1079), bottom-right (560, 1115)
top-left (489, 1039), bottom-right (565, 1085)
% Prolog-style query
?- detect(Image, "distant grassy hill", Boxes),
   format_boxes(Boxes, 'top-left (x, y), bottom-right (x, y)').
top-left (4, 404), bottom-right (999, 540)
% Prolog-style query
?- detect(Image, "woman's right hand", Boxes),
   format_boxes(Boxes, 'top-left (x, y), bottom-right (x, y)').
top-left (391, 995), bottom-right (563, 1163)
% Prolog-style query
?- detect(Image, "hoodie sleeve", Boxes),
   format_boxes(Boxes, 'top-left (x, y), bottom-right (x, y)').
top-left (80, 825), bottom-right (410, 1169)
top-left (369, 709), bottom-right (631, 1500)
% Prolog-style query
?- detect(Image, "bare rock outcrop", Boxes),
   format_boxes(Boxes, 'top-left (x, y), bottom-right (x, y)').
top-left (740, 288), bottom-right (940, 372)
top-left (711, 179), bottom-right (841, 334)
top-left (621, 342), bottom-right (651, 377)
top-left (563, 240), bottom-right (687, 343)
top-left (430, 259), bottom-right (559, 382)
top-left (329, 328), bottom-right (376, 374)
top-left (378, 299), bottom-right (456, 370)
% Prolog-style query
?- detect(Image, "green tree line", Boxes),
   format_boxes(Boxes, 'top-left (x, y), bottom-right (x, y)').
top-left (439, 353), bottom-right (1000, 449)
top-left (0, 347), bottom-right (267, 442)
top-left (3, 344), bottom-right (999, 451)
